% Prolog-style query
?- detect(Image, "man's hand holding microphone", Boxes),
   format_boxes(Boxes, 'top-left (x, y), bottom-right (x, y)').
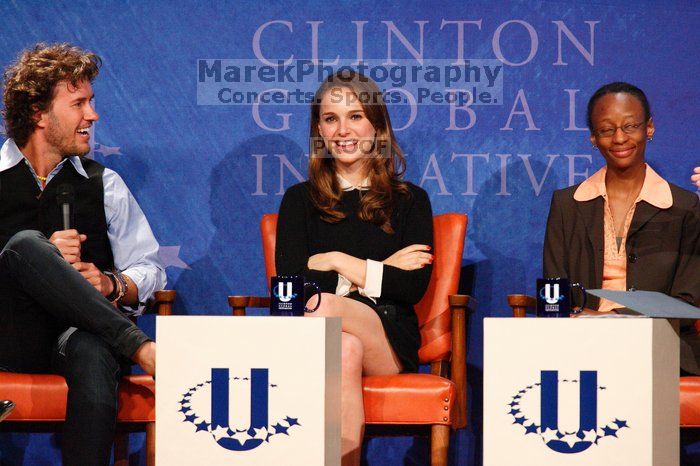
top-left (51, 184), bottom-right (115, 298)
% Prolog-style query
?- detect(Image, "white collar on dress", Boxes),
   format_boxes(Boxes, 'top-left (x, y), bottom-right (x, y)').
top-left (337, 174), bottom-right (370, 191)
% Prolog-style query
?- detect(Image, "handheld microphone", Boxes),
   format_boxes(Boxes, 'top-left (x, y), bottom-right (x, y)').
top-left (56, 184), bottom-right (75, 230)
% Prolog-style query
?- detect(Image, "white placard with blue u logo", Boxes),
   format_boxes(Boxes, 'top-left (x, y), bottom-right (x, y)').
top-left (156, 316), bottom-right (341, 465)
top-left (484, 318), bottom-right (679, 466)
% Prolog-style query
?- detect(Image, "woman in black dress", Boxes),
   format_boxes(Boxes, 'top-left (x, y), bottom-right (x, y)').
top-left (276, 71), bottom-right (433, 465)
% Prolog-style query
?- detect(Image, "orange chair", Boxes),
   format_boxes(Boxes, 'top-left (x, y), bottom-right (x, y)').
top-left (681, 378), bottom-right (700, 427)
top-left (506, 294), bottom-right (700, 429)
top-left (683, 325), bottom-right (700, 427)
top-left (0, 290), bottom-right (175, 466)
top-left (229, 213), bottom-right (473, 466)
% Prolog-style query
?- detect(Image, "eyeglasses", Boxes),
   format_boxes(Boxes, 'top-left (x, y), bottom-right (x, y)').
top-left (593, 121), bottom-right (646, 138)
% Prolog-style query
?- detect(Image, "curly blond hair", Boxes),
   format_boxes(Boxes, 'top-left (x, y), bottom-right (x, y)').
top-left (2, 43), bottom-right (101, 147)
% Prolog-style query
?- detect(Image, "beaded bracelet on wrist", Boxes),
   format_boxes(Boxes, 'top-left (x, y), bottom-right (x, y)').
top-left (104, 270), bottom-right (127, 304)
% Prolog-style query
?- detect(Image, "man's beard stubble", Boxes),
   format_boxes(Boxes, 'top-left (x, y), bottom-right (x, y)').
top-left (44, 111), bottom-right (90, 158)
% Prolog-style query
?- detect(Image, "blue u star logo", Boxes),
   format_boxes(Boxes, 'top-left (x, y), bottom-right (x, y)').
top-left (507, 370), bottom-right (629, 454)
top-left (211, 368), bottom-right (269, 451)
top-left (540, 370), bottom-right (597, 453)
top-left (178, 368), bottom-right (301, 451)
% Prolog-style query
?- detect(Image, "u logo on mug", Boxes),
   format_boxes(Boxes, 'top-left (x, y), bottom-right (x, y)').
top-left (536, 278), bottom-right (586, 317)
top-left (274, 281), bottom-right (296, 303)
top-left (542, 283), bottom-right (564, 305)
top-left (270, 275), bottom-right (321, 317)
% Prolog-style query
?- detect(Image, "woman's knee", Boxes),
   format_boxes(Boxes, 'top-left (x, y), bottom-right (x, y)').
top-left (306, 292), bottom-right (340, 318)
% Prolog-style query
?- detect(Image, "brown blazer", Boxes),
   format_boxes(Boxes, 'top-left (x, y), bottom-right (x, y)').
top-left (543, 181), bottom-right (700, 371)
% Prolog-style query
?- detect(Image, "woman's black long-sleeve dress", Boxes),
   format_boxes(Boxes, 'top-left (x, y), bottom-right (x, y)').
top-left (275, 181), bottom-right (433, 372)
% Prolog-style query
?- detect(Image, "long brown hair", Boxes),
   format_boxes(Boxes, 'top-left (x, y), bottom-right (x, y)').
top-left (308, 70), bottom-right (408, 233)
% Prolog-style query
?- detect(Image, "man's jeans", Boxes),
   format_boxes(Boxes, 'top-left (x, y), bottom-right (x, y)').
top-left (0, 230), bottom-right (150, 466)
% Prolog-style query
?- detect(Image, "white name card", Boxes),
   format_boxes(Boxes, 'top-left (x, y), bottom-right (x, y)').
top-left (156, 316), bottom-right (341, 466)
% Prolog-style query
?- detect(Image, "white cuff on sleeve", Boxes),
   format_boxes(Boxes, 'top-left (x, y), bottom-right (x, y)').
top-left (335, 274), bottom-right (352, 297)
top-left (359, 259), bottom-right (383, 302)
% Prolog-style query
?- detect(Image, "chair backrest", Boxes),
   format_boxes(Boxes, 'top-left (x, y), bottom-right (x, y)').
top-left (415, 214), bottom-right (467, 364)
top-left (260, 213), bottom-right (278, 289)
top-left (259, 213), bottom-right (467, 364)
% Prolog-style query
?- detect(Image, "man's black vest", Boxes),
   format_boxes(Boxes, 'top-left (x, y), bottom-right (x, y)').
top-left (0, 158), bottom-right (114, 271)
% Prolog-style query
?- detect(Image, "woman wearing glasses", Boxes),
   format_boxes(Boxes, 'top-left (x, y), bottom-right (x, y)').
top-left (543, 82), bottom-right (699, 328)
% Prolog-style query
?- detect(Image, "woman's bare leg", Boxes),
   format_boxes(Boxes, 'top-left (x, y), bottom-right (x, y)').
top-left (306, 293), bottom-right (402, 466)
top-left (339, 332), bottom-right (364, 465)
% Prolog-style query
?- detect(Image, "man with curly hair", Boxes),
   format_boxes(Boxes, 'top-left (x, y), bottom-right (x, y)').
top-left (0, 43), bottom-right (165, 465)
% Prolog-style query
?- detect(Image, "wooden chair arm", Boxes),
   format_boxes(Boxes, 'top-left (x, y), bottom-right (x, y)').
top-left (147, 290), bottom-right (176, 316)
top-left (448, 293), bottom-right (475, 430)
top-left (507, 294), bottom-right (536, 318)
top-left (227, 296), bottom-right (271, 316)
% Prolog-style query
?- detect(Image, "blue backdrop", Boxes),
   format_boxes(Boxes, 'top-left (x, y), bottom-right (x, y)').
top-left (0, 1), bottom-right (698, 464)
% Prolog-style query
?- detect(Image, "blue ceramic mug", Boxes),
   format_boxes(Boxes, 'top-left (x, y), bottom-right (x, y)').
top-left (536, 277), bottom-right (586, 317)
top-left (270, 275), bottom-right (322, 316)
